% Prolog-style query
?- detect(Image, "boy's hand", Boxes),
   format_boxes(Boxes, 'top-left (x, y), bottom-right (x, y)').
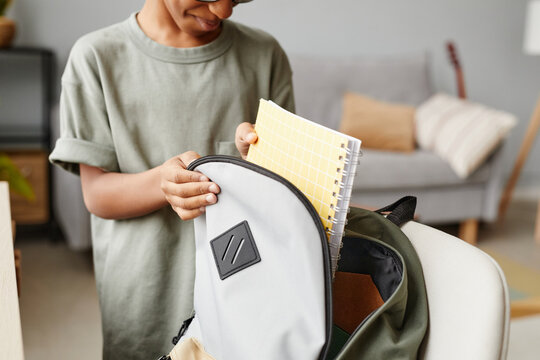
top-left (160, 151), bottom-right (220, 220)
top-left (235, 122), bottom-right (258, 159)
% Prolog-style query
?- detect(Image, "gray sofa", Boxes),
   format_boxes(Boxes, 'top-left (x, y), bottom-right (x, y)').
top-left (290, 53), bottom-right (506, 244)
top-left (52, 53), bottom-right (505, 249)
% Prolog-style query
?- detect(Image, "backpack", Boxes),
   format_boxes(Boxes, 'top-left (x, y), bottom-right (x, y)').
top-left (159, 155), bottom-right (428, 360)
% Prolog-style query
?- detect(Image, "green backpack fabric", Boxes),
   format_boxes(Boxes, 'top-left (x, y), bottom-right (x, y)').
top-left (329, 197), bottom-right (429, 359)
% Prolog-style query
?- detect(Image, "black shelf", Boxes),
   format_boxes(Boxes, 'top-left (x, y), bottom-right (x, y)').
top-left (0, 46), bottom-right (60, 240)
top-left (0, 46), bottom-right (54, 150)
top-left (0, 46), bottom-right (54, 56)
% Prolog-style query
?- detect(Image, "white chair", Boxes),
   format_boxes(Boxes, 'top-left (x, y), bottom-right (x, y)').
top-left (401, 221), bottom-right (510, 360)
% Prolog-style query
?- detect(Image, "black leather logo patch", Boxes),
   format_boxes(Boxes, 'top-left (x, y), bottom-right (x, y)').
top-left (210, 221), bottom-right (261, 280)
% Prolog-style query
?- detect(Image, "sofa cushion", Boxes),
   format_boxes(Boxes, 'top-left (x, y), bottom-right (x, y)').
top-left (289, 53), bottom-right (434, 131)
top-left (415, 93), bottom-right (517, 179)
top-left (339, 92), bottom-right (416, 152)
top-left (354, 149), bottom-right (494, 190)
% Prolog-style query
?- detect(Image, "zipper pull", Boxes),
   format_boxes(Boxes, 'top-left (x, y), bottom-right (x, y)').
top-left (172, 315), bottom-right (195, 345)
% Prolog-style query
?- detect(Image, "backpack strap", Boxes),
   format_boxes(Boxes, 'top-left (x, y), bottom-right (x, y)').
top-left (375, 196), bottom-right (417, 227)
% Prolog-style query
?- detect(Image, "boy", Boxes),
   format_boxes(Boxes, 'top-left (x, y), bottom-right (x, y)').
top-left (49, 0), bottom-right (294, 358)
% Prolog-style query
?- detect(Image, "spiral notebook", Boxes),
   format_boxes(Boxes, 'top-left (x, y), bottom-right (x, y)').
top-left (247, 99), bottom-right (361, 273)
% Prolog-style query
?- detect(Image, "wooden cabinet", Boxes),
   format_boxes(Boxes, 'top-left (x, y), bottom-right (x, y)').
top-left (7, 150), bottom-right (49, 224)
top-left (0, 47), bottom-right (54, 228)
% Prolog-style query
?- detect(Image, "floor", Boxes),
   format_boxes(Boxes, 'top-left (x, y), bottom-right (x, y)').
top-left (14, 188), bottom-right (540, 359)
top-left (17, 235), bottom-right (101, 359)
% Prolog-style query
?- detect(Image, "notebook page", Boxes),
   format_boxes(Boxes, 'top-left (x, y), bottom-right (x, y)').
top-left (247, 99), bottom-right (359, 243)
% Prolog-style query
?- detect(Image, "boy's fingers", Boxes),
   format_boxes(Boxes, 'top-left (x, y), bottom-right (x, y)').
top-left (161, 150), bottom-right (218, 222)
top-left (164, 181), bottom-right (220, 198)
top-left (245, 131), bottom-right (257, 144)
top-left (179, 151), bottom-right (201, 168)
top-left (236, 122), bottom-right (258, 144)
top-left (168, 192), bottom-right (217, 211)
top-left (162, 151), bottom-right (205, 183)
top-left (166, 169), bottom-right (206, 184)
top-left (163, 165), bottom-right (208, 183)
top-left (235, 122), bottom-right (258, 159)
top-left (173, 206), bottom-right (205, 221)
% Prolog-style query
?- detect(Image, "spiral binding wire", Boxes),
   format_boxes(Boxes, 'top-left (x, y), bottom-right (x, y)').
top-left (330, 217), bottom-right (348, 226)
top-left (342, 169), bottom-right (359, 177)
top-left (327, 241), bottom-right (341, 249)
top-left (327, 144), bottom-right (362, 220)
top-left (327, 144), bottom-right (362, 275)
top-left (335, 182), bottom-right (354, 190)
top-left (330, 253), bottom-right (342, 262)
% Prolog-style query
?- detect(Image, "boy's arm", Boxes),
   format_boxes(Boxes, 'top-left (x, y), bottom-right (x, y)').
top-left (80, 151), bottom-right (220, 220)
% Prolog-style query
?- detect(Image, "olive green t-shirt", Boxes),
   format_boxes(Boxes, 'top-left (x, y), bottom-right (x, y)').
top-left (50, 13), bottom-right (294, 360)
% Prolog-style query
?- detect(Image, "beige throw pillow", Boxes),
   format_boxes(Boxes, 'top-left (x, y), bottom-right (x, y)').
top-left (416, 93), bottom-right (517, 178)
top-left (339, 92), bottom-right (416, 152)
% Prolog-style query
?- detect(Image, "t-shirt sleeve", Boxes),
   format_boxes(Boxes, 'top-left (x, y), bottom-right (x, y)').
top-left (49, 39), bottom-right (119, 175)
top-left (270, 42), bottom-right (296, 114)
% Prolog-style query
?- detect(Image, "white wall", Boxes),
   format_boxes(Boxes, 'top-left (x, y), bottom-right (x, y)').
top-left (8, 0), bottom-right (540, 184)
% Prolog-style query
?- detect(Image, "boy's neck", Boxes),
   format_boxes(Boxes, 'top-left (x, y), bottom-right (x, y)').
top-left (137, 1), bottom-right (222, 48)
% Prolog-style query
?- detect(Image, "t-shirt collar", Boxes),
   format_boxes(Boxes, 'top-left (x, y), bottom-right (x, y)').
top-left (125, 12), bottom-right (234, 64)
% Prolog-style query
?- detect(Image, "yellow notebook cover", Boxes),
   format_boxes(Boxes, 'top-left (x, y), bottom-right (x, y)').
top-left (247, 99), bottom-right (361, 271)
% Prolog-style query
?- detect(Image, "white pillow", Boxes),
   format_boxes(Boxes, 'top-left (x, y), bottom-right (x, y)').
top-left (415, 93), bottom-right (517, 178)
